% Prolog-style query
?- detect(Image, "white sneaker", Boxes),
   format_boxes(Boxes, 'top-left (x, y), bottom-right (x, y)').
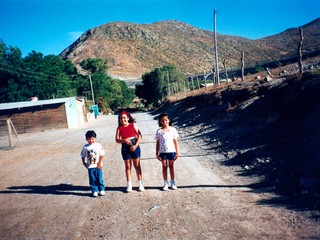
top-left (171, 184), bottom-right (178, 190)
top-left (99, 191), bottom-right (105, 196)
top-left (163, 184), bottom-right (169, 191)
top-left (126, 182), bottom-right (132, 192)
top-left (139, 184), bottom-right (145, 192)
top-left (93, 192), bottom-right (98, 197)
top-left (138, 180), bottom-right (145, 192)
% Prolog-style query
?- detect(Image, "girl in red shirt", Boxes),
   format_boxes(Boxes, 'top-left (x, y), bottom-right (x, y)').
top-left (115, 111), bottom-right (144, 192)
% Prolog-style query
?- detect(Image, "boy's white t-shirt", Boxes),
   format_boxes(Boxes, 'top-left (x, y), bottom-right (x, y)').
top-left (155, 126), bottom-right (179, 153)
top-left (80, 142), bottom-right (105, 168)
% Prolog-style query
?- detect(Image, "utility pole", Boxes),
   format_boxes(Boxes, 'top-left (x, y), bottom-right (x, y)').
top-left (167, 71), bottom-right (171, 96)
top-left (241, 51), bottom-right (245, 81)
top-left (298, 27), bottom-right (304, 78)
top-left (214, 9), bottom-right (220, 85)
top-left (89, 75), bottom-right (95, 105)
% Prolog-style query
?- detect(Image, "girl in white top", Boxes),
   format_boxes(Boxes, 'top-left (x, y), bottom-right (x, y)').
top-left (155, 113), bottom-right (179, 190)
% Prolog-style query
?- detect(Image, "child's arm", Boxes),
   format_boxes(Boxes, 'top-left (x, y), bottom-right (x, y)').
top-left (130, 124), bottom-right (141, 151)
top-left (81, 157), bottom-right (88, 168)
top-left (97, 155), bottom-right (104, 169)
top-left (135, 125), bottom-right (142, 146)
top-left (115, 127), bottom-right (131, 145)
top-left (173, 138), bottom-right (179, 160)
top-left (156, 140), bottom-right (162, 161)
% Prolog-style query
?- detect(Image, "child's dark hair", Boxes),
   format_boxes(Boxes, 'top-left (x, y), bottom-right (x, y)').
top-left (118, 111), bottom-right (135, 126)
top-left (85, 130), bottom-right (97, 139)
top-left (158, 113), bottom-right (173, 127)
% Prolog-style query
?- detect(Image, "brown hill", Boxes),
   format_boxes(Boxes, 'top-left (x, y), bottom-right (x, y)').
top-left (60, 18), bottom-right (320, 79)
top-left (260, 18), bottom-right (320, 56)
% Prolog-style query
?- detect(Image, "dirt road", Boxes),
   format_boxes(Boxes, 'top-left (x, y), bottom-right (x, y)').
top-left (0, 112), bottom-right (319, 239)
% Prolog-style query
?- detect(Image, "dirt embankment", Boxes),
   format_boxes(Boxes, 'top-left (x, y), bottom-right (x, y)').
top-left (154, 70), bottom-right (320, 211)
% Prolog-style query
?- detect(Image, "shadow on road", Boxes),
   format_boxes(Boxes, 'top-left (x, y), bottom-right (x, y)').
top-left (0, 183), bottom-right (90, 197)
top-left (0, 183), bottom-right (254, 196)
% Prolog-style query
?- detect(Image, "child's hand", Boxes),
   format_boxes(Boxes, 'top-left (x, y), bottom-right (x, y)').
top-left (97, 162), bottom-right (102, 169)
top-left (124, 139), bottom-right (132, 145)
top-left (156, 154), bottom-right (162, 161)
top-left (130, 145), bottom-right (137, 152)
top-left (83, 163), bottom-right (89, 169)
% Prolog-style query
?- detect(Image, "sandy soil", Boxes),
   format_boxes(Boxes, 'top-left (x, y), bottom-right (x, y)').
top-left (0, 112), bottom-right (319, 240)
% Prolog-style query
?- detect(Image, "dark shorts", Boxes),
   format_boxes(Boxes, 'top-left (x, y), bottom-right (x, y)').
top-left (159, 152), bottom-right (176, 161)
top-left (121, 138), bottom-right (141, 160)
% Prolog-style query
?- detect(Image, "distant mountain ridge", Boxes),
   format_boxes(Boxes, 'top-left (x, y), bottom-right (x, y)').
top-left (60, 18), bottom-right (320, 79)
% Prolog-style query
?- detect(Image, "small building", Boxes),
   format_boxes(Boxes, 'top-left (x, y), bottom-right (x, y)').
top-left (0, 97), bottom-right (86, 135)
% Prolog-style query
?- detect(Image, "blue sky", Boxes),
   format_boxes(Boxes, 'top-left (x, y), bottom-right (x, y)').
top-left (1, 0), bottom-right (319, 56)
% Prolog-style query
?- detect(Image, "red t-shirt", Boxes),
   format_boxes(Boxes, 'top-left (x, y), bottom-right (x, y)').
top-left (118, 123), bottom-right (138, 139)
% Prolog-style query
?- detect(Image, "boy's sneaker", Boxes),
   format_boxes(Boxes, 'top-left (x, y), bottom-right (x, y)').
top-left (93, 192), bottom-right (98, 197)
top-left (99, 191), bottom-right (106, 196)
top-left (163, 184), bottom-right (169, 191)
top-left (171, 184), bottom-right (178, 190)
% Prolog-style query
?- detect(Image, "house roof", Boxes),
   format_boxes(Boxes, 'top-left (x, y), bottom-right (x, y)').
top-left (0, 97), bottom-right (76, 111)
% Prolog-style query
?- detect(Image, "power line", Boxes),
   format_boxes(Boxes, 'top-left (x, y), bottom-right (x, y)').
top-left (0, 62), bottom-right (92, 90)
top-left (0, 66), bottom-right (49, 81)
top-left (0, 62), bottom-right (57, 80)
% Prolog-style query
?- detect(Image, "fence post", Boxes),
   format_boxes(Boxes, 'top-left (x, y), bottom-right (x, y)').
top-left (6, 119), bottom-right (13, 148)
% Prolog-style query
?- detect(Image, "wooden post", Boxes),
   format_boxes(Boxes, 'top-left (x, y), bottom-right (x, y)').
top-left (214, 9), bottom-right (220, 86)
top-left (186, 77), bottom-right (190, 91)
top-left (6, 119), bottom-right (13, 148)
top-left (191, 76), bottom-right (194, 91)
top-left (89, 75), bottom-right (95, 105)
top-left (298, 27), bottom-right (304, 78)
top-left (241, 51), bottom-right (245, 81)
top-left (197, 76), bottom-right (200, 89)
top-left (166, 71), bottom-right (171, 96)
top-left (223, 59), bottom-right (229, 84)
top-left (204, 71), bottom-right (207, 90)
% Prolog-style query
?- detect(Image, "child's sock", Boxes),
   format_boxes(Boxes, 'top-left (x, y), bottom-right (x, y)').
top-left (126, 181), bottom-right (132, 191)
top-left (138, 180), bottom-right (145, 191)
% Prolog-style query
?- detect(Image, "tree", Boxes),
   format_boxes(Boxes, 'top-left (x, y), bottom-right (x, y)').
top-left (0, 42), bottom-right (78, 102)
top-left (0, 39), bottom-right (6, 62)
top-left (136, 65), bottom-right (185, 106)
top-left (0, 40), bottom-right (135, 110)
top-left (23, 53), bottom-right (75, 99)
top-left (77, 58), bottom-right (135, 111)
top-left (0, 43), bottom-right (25, 102)
top-left (80, 58), bottom-right (108, 74)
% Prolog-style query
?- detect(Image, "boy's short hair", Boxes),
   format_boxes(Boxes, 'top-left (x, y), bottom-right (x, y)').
top-left (85, 130), bottom-right (96, 139)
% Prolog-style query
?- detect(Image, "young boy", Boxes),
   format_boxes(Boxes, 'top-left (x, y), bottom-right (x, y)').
top-left (80, 130), bottom-right (106, 197)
